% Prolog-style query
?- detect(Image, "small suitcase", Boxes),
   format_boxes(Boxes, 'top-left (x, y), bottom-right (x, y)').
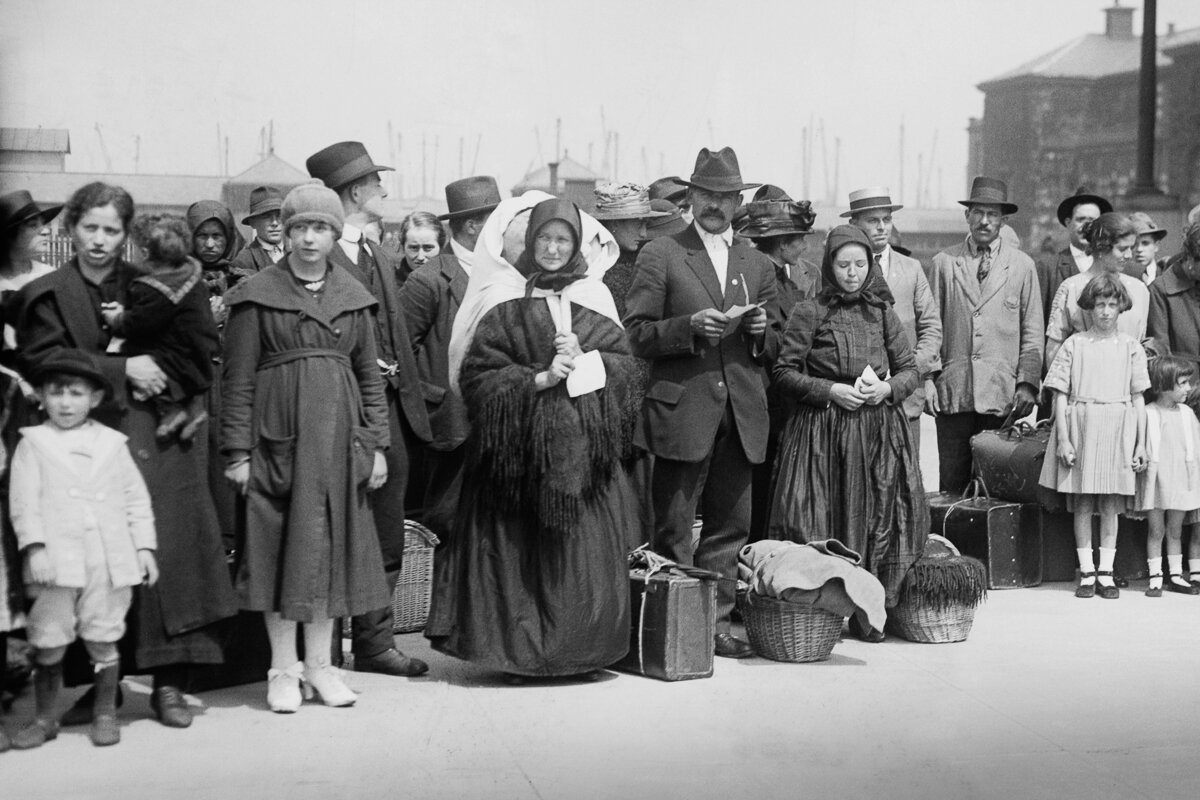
top-left (615, 566), bottom-right (717, 681)
top-left (1039, 510), bottom-right (1150, 582)
top-left (927, 481), bottom-right (1042, 589)
top-left (969, 418), bottom-right (1065, 510)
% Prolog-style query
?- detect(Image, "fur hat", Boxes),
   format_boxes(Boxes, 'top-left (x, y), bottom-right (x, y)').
top-left (280, 181), bottom-right (344, 237)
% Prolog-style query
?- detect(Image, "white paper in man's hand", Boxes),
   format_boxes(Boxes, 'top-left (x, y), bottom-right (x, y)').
top-left (567, 350), bottom-right (607, 397)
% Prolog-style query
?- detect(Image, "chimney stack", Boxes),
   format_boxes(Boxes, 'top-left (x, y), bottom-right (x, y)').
top-left (1105, 1), bottom-right (1135, 39)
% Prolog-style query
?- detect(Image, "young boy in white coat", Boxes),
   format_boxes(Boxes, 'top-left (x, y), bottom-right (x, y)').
top-left (7, 349), bottom-right (157, 749)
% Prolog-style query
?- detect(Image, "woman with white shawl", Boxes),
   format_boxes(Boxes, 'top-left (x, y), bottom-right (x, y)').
top-left (426, 193), bottom-right (638, 682)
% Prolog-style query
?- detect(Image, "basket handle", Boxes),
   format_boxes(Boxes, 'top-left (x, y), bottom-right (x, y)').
top-left (404, 520), bottom-right (440, 548)
top-left (926, 533), bottom-right (962, 557)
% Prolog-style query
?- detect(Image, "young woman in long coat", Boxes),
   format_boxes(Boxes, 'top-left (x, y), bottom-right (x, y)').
top-left (221, 183), bottom-right (390, 712)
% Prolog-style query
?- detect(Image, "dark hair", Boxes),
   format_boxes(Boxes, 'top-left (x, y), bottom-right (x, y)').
top-left (400, 211), bottom-right (447, 250)
top-left (1077, 271), bottom-right (1132, 312)
top-left (63, 181), bottom-right (134, 232)
top-left (1183, 221), bottom-right (1200, 262)
top-left (36, 370), bottom-right (103, 393)
top-left (131, 213), bottom-right (191, 266)
top-left (336, 173), bottom-right (377, 201)
top-left (1080, 211), bottom-right (1135, 256)
top-left (448, 212), bottom-right (489, 236)
top-left (1148, 355), bottom-right (1196, 395)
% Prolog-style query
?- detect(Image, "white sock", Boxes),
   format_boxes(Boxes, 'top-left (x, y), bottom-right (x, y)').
top-left (1147, 560), bottom-right (1163, 588)
top-left (1077, 548), bottom-right (1096, 580)
top-left (1168, 553), bottom-right (1184, 577)
top-left (1190, 558), bottom-right (1200, 579)
top-left (1097, 547), bottom-right (1117, 586)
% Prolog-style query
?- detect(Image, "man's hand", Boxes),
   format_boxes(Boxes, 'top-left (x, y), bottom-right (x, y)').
top-left (224, 460), bottom-right (250, 496)
top-left (690, 308), bottom-right (731, 339)
top-left (1011, 383), bottom-right (1038, 420)
top-left (923, 379), bottom-right (941, 416)
top-left (742, 305), bottom-right (767, 337)
top-left (367, 451), bottom-right (388, 491)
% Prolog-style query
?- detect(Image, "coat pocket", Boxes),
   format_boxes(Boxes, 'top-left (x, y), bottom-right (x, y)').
top-left (420, 380), bottom-right (447, 405)
top-left (351, 426), bottom-right (376, 487)
top-left (252, 432), bottom-right (296, 497)
top-left (644, 380), bottom-right (684, 406)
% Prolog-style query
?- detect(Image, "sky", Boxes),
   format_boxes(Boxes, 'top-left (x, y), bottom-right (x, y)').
top-left (4, 0), bottom-right (1200, 209)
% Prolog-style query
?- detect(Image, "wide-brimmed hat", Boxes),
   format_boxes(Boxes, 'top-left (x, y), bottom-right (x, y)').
top-left (840, 186), bottom-right (903, 218)
top-left (1129, 211), bottom-right (1168, 240)
top-left (738, 199), bottom-right (817, 240)
top-left (592, 182), bottom-right (671, 221)
top-left (439, 176), bottom-right (502, 220)
top-left (306, 141), bottom-right (393, 191)
top-left (1055, 187), bottom-right (1112, 226)
top-left (648, 176), bottom-right (688, 206)
top-left (644, 199), bottom-right (687, 239)
top-left (241, 186), bottom-right (283, 224)
top-left (29, 348), bottom-right (113, 399)
top-left (678, 147), bottom-right (760, 194)
top-left (1, 189), bottom-right (63, 230)
top-left (959, 176), bottom-right (1018, 215)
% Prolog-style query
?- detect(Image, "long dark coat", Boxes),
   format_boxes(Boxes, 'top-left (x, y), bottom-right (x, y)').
top-left (221, 263), bottom-right (390, 621)
top-left (16, 259), bottom-right (239, 669)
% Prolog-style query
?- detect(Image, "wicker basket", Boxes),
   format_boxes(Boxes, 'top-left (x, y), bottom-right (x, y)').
top-left (737, 590), bottom-right (844, 663)
top-left (887, 600), bottom-right (976, 643)
top-left (390, 520), bottom-right (440, 633)
top-left (887, 534), bottom-right (986, 644)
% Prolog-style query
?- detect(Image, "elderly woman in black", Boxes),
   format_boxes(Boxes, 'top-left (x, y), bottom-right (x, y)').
top-left (768, 225), bottom-right (928, 638)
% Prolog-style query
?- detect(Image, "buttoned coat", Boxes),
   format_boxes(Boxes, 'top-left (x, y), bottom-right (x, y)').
top-left (229, 239), bottom-right (276, 285)
top-left (10, 422), bottom-right (156, 590)
top-left (928, 240), bottom-right (1043, 416)
top-left (885, 249), bottom-right (942, 420)
top-left (397, 251), bottom-right (470, 451)
top-left (624, 225), bottom-right (783, 463)
top-left (1035, 248), bottom-right (1075, 327)
top-left (1147, 261), bottom-right (1200, 413)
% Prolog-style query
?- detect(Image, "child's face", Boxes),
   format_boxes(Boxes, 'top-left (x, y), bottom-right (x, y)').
top-left (1091, 296), bottom-right (1121, 332)
top-left (1168, 376), bottom-right (1193, 405)
top-left (40, 378), bottom-right (104, 430)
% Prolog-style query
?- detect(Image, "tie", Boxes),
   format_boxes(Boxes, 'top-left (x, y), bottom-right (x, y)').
top-left (874, 252), bottom-right (883, 278)
top-left (977, 247), bottom-right (991, 285)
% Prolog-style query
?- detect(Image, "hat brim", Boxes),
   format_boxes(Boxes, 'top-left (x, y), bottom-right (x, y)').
top-left (958, 200), bottom-right (1019, 215)
top-left (840, 203), bottom-right (903, 218)
top-left (678, 180), bottom-right (761, 193)
top-left (438, 202), bottom-right (500, 221)
top-left (30, 362), bottom-right (113, 400)
top-left (328, 163), bottom-right (394, 191)
top-left (593, 208), bottom-right (673, 221)
top-left (241, 204), bottom-right (283, 225)
top-left (6, 203), bottom-right (63, 229)
top-left (1135, 228), bottom-right (1169, 241)
top-left (1056, 194), bottom-right (1112, 225)
top-left (739, 226), bottom-right (818, 239)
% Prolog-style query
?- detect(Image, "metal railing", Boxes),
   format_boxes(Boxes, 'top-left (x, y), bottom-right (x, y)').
top-left (39, 235), bottom-right (138, 268)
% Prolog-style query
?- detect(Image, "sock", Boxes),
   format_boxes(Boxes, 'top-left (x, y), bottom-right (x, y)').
top-left (1147, 560), bottom-right (1163, 589)
top-left (1190, 558), bottom-right (1200, 580)
top-left (1077, 548), bottom-right (1096, 580)
top-left (1097, 547), bottom-right (1117, 586)
top-left (1168, 553), bottom-right (1184, 577)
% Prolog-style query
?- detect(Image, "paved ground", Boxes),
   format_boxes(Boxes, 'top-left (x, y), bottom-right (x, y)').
top-left (5, 421), bottom-right (1198, 799)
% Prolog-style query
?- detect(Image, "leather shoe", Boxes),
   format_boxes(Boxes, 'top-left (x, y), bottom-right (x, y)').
top-left (713, 633), bottom-right (753, 659)
top-left (60, 684), bottom-right (124, 727)
top-left (353, 648), bottom-right (429, 677)
top-left (150, 686), bottom-right (193, 728)
top-left (1166, 575), bottom-right (1200, 595)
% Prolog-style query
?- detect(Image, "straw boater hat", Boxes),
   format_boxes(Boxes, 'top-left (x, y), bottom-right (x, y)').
top-left (591, 182), bottom-right (671, 221)
top-left (840, 186), bottom-right (903, 218)
top-left (241, 186), bottom-right (283, 224)
top-left (1, 189), bottom-right (63, 230)
top-left (1055, 186), bottom-right (1112, 226)
top-left (1129, 211), bottom-right (1168, 241)
top-left (959, 176), bottom-right (1018, 215)
top-left (306, 141), bottom-right (393, 191)
top-left (438, 176), bottom-right (502, 221)
top-left (678, 147), bottom-right (761, 193)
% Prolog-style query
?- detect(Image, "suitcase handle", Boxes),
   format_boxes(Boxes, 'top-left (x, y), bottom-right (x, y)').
top-left (943, 477), bottom-right (990, 540)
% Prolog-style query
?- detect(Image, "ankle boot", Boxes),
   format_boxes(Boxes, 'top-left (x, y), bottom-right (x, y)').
top-left (89, 662), bottom-right (121, 746)
top-left (12, 662), bottom-right (62, 749)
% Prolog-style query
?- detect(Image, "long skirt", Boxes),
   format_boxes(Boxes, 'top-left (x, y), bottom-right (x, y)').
top-left (767, 402), bottom-right (928, 607)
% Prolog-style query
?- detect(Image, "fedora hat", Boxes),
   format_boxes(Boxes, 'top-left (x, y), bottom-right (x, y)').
top-left (592, 182), bottom-right (671, 221)
top-left (959, 176), bottom-right (1018, 215)
top-left (678, 147), bottom-right (760, 194)
top-left (438, 176), bottom-right (502, 221)
top-left (306, 141), bottom-right (393, 191)
top-left (1129, 211), bottom-right (1168, 241)
top-left (240, 186), bottom-right (283, 224)
top-left (1, 189), bottom-right (63, 230)
top-left (644, 199), bottom-right (688, 239)
top-left (648, 176), bottom-right (688, 206)
top-left (738, 199), bottom-right (817, 240)
top-left (840, 186), bottom-right (903, 218)
top-left (29, 348), bottom-right (113, 400)
top-left (1055, 186), bottom-right (1112, 226)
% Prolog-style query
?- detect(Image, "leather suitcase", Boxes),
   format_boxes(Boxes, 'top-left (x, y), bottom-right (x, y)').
top-left (615, 567), bottom-right (716, 681)
top-left (969, 420), bottom-right (1065, 510)
top-left (1039, 510), bottom-right (1150, 582)
top-left (927, 488), bottom-right (1042, 589)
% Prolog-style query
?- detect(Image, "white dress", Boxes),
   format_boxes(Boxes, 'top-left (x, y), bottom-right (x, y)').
top-left (1134, 404), bottom-right (1200, 512)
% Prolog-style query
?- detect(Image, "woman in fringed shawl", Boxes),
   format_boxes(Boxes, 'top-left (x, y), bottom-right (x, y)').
top-left (426, 194), bottom-right (637, 681)
top-left (767, 225), bottom-right (928, 639)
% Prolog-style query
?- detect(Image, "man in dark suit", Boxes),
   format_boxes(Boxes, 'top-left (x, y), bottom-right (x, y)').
top-left (308, 141), bottom-right (432, 677)
top-left (229, 186), bottom-right (284, 284)
top-left (396, 175), bottom-right (500, 529)
top-left (624, 147), bottom-right (783, 658)
top-left (1035, 187), bottom-right (1112, 326)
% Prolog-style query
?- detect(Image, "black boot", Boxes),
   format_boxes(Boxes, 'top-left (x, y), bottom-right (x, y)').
top-left (11, 662), bottom-right (62, 749)
top-left (89, 662), bottom-right (121, 746)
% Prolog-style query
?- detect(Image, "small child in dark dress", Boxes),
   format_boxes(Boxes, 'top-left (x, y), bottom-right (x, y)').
top-left (100, 213), bottom-right (219, 441)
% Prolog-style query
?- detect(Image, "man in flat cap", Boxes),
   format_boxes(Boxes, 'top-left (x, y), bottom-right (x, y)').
top-left (1036, 187), bottom-right (1113, 326)
top-left (845, 186), bottom-right (942, 451)
top-left (624, 146), bottom-right (783, 658)
top-left (308, 141), bottom-right (432, 678)
top-left (397, 176), bottom-right (501, 530)
top-left (230, 186), bottom-right (285, 284)
top-left (927, 177), bottom-right (1042, 493)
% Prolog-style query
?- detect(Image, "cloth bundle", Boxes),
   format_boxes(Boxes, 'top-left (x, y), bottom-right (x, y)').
top-left (738, 540), bottom-right (886, 635)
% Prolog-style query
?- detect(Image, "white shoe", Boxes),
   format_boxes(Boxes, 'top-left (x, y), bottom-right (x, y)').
top-left (302, 663), bottom-right (356, 707)
top-left (266, 662), bottom-right (303, 713)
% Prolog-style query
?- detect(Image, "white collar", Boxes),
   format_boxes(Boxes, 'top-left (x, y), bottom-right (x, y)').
top-left (1069, 243), bottom-right (1090, 261)
top-left (341, 222), bottom-right (365, 245)
top-left (450, 237), bottom-right (474, 270)
top-left (693, 221), bottom-right (732, 248)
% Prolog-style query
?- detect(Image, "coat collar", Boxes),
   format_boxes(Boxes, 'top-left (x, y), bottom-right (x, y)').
top-left (438, 253), bottom-right (469, 305)
top-left (224, 260), bottom-right (377, 330)
top-left (675, 225), bottom-right (723, 306)
top-left (1157, 261), bottom-right (1197, 296)
top-left (18, 421), bottom-right (127, 481)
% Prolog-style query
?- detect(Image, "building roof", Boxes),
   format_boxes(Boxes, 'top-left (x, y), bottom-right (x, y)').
top-left (979, 33), bottom-right (1168, 87)
top-left (0, 127), bottom-right (70, 153)
top-left (0, 170), bottom-right (226, 207)
top-left (511, 155), bottom-right (602, 192)
top-left (225, 153), bottom-right (309, 186)
top-left (1162, 25), bottom-right (1200, 53)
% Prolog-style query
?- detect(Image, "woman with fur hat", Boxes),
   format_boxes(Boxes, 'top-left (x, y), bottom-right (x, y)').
top-left (427, 194), bottom-right (637, 681)
top-left (221, 181), bottom-right (390, 712)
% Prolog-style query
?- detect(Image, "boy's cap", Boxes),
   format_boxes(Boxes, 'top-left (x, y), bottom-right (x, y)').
top-left (30, 349), bottom-right (113, 400)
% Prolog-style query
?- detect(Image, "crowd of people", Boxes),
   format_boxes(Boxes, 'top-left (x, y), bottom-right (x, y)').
top-left (3, 140), bottom-right (1200, 752)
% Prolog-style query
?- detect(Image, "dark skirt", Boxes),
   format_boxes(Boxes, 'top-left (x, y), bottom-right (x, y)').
top-left (767, 401), bottom-right (929, 606)
top-left (426, 469), bottom-right (634, 677)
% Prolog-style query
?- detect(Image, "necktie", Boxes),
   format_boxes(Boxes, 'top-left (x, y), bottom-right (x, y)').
top-left (977, 247), bottom-right (991, 285)
top-left (874, 252), bottom-right (883, 279)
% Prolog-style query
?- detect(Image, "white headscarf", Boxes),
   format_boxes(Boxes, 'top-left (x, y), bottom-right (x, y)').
top-left (447, 191), bottom-right (621, 392)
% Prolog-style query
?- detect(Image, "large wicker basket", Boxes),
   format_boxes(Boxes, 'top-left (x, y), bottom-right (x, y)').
top-left (737, 590), bottom-right (844, 663)
top-left (887, 600), bottom-right (976, 643)
top-left (887, 534), bottom-right (986, 644)
top-left (390, 520), bottom-right (440, 633)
